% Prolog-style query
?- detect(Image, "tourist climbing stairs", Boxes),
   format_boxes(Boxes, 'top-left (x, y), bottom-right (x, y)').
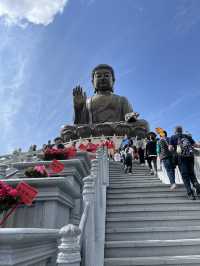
top-left (104, 161), bottom-right (200, 266)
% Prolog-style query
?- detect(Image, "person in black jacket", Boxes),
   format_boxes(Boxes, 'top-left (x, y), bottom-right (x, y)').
top-left (158, 131), bottom-right (176, 190)
top-left (145, 133), bottom-right (157, 175)
top-left (169, 126), bottom-right (200, 200)
top-left (53, 137), bottom-right (65, 149)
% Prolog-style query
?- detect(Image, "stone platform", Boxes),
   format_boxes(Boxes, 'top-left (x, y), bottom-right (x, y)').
top-left (61, 121), bottom-right (149, 142)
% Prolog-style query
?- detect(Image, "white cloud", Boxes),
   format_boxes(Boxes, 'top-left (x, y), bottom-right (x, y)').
top-left (0, 0), bottom-right (69, 27)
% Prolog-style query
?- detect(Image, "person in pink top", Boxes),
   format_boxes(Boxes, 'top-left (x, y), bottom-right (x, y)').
top-left (105, 137), bottom-right (115, 159)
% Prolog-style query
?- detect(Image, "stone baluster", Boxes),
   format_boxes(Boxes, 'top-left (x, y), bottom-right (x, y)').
top-left (82, 174), bottom-right (95, 266)
top-left (91, 158), bottom-right (99, 239)
top-left (0, 164), bottom-right (7, 178)
top-left (96, 148), bottom-right (104, 184)
top-left (91, 158), bottom-right (98, 178)
top-left (102, 148), bottom-right (109, 185)
top-left (57, 224), bottom-right (81, 266)
top-left (25, 153), bottom-right (34, 162)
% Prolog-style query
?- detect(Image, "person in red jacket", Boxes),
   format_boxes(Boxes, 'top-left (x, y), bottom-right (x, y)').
top-left (86, 139), bottom-right (97, 153)
top-left (105, 137), bottom-right (115, 159)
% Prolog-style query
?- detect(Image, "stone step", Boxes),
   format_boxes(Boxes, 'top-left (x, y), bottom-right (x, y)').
top-left (110, 175), bottom-right (158, 179)
top-left (109, 167), bottom-right (150, 171)
top-left (112, 168), bottom-right (150, 171)
top-left (105, 226), bottom-right (200, 241)
top-left (114, 171), bottom-right (152, 174)
top-left (107, 192), bottom-right (187, 199)
top-left (108, 183), bottom-right (170, 189)
top-left (121, 168), bottom-right (150, 171)
top-left (106, 215), bottom-right (200, 228)
top-left (109, 181), bottom-right (162, 186)
top-left (107, 198), bottom-right (200, 205)
top-left (109, 182), bottom-right (162, 188)
top-left (106, 206), bottom-right (200, 218)
top-left (104, 239), bottom-right (200, 258)
top-left (110, 178), bottom-right (160, 183)
top-left (106, 162), bottom-right (200, 265)
top-left (110, 162), bottom-right (144, 167)
top-left (110, 178), bottom-right (156, 182)
top-left (110, 172), bottom-right (152, 176)
top-left (109, 175), bottom-right (153, 179)
top-left (107, 185), bottom-right (186, 193)
top-left (104, 255), bottom-right (200, 266)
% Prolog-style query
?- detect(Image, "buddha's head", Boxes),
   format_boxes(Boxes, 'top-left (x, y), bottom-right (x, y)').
top-left (92, 64), bottom-right (115, 93)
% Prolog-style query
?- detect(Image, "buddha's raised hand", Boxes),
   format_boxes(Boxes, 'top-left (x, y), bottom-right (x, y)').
top-left (73, 86), bottom-right (87, 109)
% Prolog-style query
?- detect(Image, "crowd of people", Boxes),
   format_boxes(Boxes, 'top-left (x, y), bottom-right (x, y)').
top-left (115, 126), bottom-right (200, 200)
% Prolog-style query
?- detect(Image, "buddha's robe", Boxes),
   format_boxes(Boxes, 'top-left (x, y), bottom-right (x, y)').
top-left (74, 93), bottom-right (133, 124)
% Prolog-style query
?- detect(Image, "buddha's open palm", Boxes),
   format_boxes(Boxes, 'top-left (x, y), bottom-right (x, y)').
top-left (73, 86), bottom-right (87, 109)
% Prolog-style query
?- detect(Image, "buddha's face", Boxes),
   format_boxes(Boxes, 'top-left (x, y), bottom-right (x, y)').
top-left (93, 68), bottom-right (114, 92)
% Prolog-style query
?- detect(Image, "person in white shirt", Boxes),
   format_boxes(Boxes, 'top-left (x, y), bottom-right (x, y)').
top-left (124, 145), bottom-right (134, 173)
top-left (114, 150), bottom-right (121, 162)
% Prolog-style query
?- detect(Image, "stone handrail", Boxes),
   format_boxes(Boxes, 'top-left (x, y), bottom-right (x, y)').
top-left (57, 147), bottom-right (109, 266)
top-left (0, 150), bottom-right (42, 164)
top-left (0, 228), bottom-right (59, 266)
top-left (78, 202), bottom-right (90, 247)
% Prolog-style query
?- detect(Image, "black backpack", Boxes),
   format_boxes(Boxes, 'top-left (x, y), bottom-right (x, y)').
top-left (177, 135), bottom-right (194, 157)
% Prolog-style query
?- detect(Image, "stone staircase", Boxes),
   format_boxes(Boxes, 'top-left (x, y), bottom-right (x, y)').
top-left (104, 161), bottom-right (200, 266)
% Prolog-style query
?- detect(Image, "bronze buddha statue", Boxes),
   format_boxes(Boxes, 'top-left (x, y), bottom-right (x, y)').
top-left (61, 64), bottom-right (149, 141)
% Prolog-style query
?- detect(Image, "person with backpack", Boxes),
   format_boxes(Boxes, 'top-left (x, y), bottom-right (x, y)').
top-left (157, 130), bottom-right (176, 190)
top-left (169, 126), bottom-right (200, 200)
top-left (124, 145), bottom-right (134, 174)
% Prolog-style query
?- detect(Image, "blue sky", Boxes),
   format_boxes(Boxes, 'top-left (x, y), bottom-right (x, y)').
top-left (0, 0), bottom-right (200, 154)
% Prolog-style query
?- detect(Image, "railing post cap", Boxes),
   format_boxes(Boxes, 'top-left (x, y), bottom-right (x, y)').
top-left (59, 224), bottom-right (81, 237)
top-left (83, 175), bottom-right (95, 183)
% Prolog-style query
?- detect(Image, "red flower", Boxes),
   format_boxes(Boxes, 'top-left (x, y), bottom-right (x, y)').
top-left (8, 189), bottom-right (18, 197)
top-left (0, 189), bottom-right (6, 197)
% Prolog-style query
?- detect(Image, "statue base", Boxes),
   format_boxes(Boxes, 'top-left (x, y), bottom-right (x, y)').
top-left (61, 120), bottom-right (149, 142)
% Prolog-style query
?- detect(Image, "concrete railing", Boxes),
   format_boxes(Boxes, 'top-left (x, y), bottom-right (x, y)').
top-left (1, 156), bottom-right (90, 228)
top-left (57, 147), bottom-right (109, 266)
top-left (0, 154), bottom-right (91, 265)
top-left (157, 153), bottom-right (200, 185)
top-left (0, 228), bottom-right (59, 266)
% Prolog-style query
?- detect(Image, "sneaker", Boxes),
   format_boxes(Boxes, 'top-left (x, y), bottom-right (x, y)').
top-left (150, 169), bottom-right (154, 175)
top-left (170, 184), bottom-right (176, 191)
top-left (187, 193), bottom-right (196, 200)
top-left (194, 183), bottom-right (200, 197)
top-left (195, 188), bottom-right (200, 198)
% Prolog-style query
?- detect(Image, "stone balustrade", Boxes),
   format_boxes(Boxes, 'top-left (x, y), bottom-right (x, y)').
top-left (0, 228), bottom-right (58, 266)
top-left (57, 148), bottom-right (109, 266)
top-left (0, 153), bottom-right (92, 266)
top-left (0, 155), bottom-right (90, 228)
